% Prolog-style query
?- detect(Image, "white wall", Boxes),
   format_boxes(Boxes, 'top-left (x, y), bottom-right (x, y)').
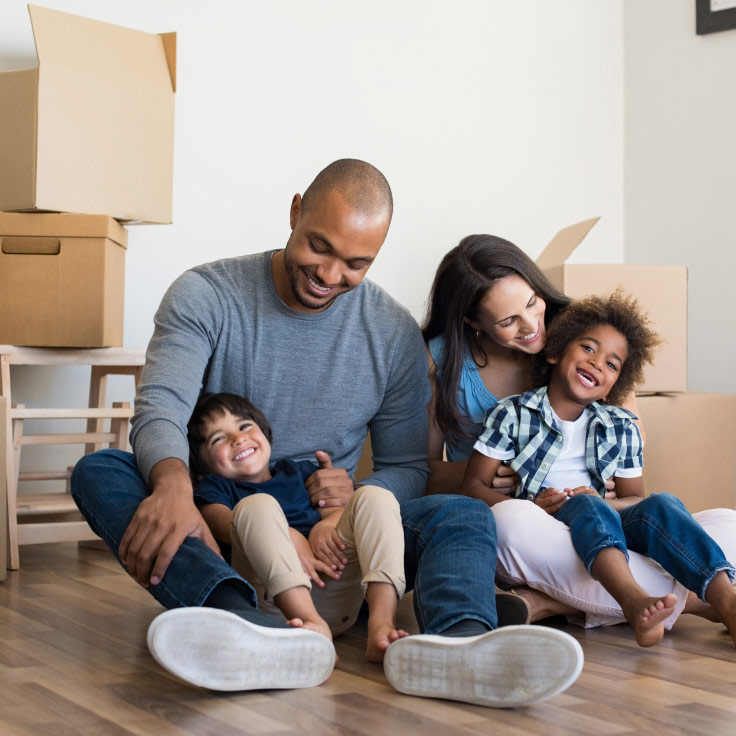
top-left (1, 0), bottom-right (625, 484)
top-left (624, 0), bottom-right (736, 393)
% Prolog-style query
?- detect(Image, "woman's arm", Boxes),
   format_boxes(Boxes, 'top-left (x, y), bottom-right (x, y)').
top-left (426, 346), bottom-right (468, 493)
top-left (460, 451), bottom-right (515, 507)
top-left (199, 503), bottom-right (233, 544)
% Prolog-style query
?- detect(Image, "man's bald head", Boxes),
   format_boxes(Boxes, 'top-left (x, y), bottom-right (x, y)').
top-left (300, 159), bottom-right (393, 223)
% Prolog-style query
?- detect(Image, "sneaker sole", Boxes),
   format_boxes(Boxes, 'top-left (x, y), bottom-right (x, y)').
top-left (147, 608), bottom-right (336, 691)
top-left (383, 624), bottom-right (583, 708)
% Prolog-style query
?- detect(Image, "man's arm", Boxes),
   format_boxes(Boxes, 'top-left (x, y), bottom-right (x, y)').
top-left (122, 271), bottom-right (225, 585)
top-left (359, 321), bottom-right (431, 503)
top-left (118, 458), bottom-right (221, 586)
top-left (131, 271), bottom-right (223, 481)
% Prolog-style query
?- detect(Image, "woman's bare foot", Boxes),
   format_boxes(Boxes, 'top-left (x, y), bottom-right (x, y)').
top-left (682, 590), bottom-right (721, 622)
top-left (366, 619), bottom-right (409, 663)
top-left (623, 594), bottom-right (677, 647)
top-left (705, 572), bottom-right (736, 646)
top-left (512, 586), bottom-right (578, 622)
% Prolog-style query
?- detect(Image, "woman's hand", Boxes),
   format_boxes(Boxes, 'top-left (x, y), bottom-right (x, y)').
top-left (288, 527), bottom-right (341, 587)
top-left (533, 487), bottom-right (569, 515)
top-left (492, 463), bottom-right (520, 491)
top-left (566, 486), bottom-right (598, 496)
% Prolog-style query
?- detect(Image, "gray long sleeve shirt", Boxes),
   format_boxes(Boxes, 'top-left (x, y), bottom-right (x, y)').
top-left (131, 250), bottom-right (430, 503)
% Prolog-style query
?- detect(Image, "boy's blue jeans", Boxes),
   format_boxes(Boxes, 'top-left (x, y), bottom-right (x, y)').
top-left (554, 491), bottom-right (735, 601)
top-left (71, 449), bottom-right (498, 634)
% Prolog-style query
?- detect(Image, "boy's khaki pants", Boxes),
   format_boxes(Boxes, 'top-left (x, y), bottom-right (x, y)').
top-left (229, 485), bottom-right (405, 636)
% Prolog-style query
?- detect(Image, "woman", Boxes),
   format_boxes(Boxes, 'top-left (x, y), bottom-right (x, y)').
top-left (423, 233), bottom-right (732, 628)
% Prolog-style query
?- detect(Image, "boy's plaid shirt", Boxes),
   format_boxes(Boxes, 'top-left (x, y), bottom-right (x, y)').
top-left (475, 386), bottom-right (643, 499)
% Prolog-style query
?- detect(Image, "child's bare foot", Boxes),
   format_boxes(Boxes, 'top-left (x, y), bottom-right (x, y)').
top-left (287, 616), bottom-right (333, 641)
top-left (366, 619), bottom-right (409, 663)
top-left (624, 594), bottom-right (677, 647)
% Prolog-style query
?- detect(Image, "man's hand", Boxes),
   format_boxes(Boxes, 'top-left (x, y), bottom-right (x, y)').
top-left (118, 458), bottom-right (222, 587)
top-left (533, 487), bottom-right (569, 515)
top-left (491, 463), bottom-right (520, 490)
top-left (305, 451), bottom-right (354, 508)
top-left (308, 518), bottom-right (347, 572)
top-left (288, 527), bottom-right (341, 587)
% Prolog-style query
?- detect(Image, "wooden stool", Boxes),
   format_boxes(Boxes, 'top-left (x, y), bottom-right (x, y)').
top-left (0, 346), bottom-right (145, 569)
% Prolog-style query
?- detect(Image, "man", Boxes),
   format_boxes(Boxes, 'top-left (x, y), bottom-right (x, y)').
top-left (72, 159), bottom-right (583, 707)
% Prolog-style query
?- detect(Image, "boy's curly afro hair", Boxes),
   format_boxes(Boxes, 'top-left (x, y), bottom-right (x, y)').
top-left (533, 289), bottom-right (662, 406)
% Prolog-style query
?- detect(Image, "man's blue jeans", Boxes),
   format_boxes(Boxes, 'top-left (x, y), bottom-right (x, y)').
top-left (71, 449), bottom-right (498, 634)
top-left (554, 491), bottom-right (735, 600)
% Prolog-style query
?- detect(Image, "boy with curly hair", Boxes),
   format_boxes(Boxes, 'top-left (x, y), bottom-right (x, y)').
top-left (462, 290), bottom-right (736, 648)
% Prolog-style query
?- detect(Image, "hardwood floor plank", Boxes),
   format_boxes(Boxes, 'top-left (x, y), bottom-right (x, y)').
top-left (3, 543), bottom-right (736, 735)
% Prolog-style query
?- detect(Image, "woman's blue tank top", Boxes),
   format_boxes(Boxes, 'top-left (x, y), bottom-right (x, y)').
top-left (428, 335), bottom-right (499, 461)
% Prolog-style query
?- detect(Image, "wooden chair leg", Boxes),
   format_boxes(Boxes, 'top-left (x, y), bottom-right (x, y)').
top-left (0, 397), bottom-right (7, 578)
top-left (110, 402), bottom-right (130, 451)
top-left (5, 403), bottom-right (21, 570)
top-left (86, 367), bottom-right (109, 455)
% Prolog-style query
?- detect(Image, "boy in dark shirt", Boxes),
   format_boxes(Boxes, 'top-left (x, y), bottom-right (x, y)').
top-left (188, 392), bottom-right (409, 662)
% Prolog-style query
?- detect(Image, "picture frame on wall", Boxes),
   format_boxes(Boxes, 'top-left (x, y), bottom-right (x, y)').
top-left (696, 0), bottom-right (736, 34)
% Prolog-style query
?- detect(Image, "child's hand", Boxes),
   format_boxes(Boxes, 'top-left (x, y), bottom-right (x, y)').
top-left (309, 520), bottom-right (348, 572)
top-left (533, 487), bottom-right (569, 515)
top-left (288, 527), bottom-right (340, 587)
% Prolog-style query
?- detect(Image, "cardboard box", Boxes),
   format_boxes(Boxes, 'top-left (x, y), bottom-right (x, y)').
top-left (637, 392), bottom-right (736, 512)
top-left (0, 213), bottom-right (127, 347)
top-left (535, 218), bottom-right (687, 393)
top-left (0, 5), bottom-right (176, 224)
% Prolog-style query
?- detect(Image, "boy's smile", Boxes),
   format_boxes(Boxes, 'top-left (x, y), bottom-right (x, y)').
top-left (547, 323), bottom-right (629, 420)
top-left (198, 410), bottom-right (273, 483)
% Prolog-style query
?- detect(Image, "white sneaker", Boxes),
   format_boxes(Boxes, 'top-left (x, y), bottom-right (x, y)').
top-left (147, 607), bottom-right (336, 691)
top-left (383, 624), bottom-right (583, 708)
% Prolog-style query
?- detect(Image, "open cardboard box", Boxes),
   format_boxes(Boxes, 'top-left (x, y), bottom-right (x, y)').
top-left (535, 218), bottom-right (687, 393)
top-left (0, 5), bottom-right (176, 224)
top-left (0, 213), bottom-right (127, 347)
top-left (637, 392), bottom-right (736, 512)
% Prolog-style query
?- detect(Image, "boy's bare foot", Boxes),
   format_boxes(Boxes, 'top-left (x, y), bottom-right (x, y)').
top-left (624, 594), bottom-right (676, 647)
top-left (366, 619), bottom-right (409, 663)
top-left (512, 586), bottom-right (578, 622)
top-left (287, 616), bottom-right (333, 641)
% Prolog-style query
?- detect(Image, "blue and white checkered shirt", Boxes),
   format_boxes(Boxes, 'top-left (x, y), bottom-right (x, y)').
top-left (473, 386), bottom-right (643, 499)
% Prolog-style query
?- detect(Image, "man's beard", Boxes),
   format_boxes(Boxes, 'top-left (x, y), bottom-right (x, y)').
top-left (284, 250), bottom-right (340, 311)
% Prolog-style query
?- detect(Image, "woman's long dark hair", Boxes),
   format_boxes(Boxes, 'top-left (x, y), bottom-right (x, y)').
top-left (422, 234), bottom-right (570, 443)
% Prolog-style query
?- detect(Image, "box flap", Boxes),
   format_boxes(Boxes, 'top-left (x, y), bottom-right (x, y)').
top-left (0, 68), bottom-right (39, 211)
top-left (535, 217), bottom-right (600, 270)
top-left (23, 4), bottom-right (175, 223)
top-left (160, 32), bottom-right (177, 93)
top-left (28, 5), bottom-right (174, 93)
top-left (0, 213), bottom-right (127, 248)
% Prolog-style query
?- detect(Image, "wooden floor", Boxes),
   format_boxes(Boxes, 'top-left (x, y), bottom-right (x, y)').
top-left (2, 544), bottom-right (736, 736)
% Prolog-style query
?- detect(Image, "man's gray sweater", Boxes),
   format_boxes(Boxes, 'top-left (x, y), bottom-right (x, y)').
top-left (131, 251), bottom-right (430, 503)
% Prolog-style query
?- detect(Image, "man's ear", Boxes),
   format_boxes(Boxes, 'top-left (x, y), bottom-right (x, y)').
top-left (289, 193), bottom-right (302, 230)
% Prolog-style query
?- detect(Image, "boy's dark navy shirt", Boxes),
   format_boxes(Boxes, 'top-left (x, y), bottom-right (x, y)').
top-left (193, 458), bottom-right (322, 534)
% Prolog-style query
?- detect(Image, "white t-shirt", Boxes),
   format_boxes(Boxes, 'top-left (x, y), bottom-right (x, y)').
top-left (479, 406), bottom-right (642, 491)
top-left (543, 408), bottom-right (641, 490)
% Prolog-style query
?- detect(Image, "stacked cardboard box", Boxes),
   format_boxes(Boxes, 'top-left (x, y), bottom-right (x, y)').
top-left (535, 220), bottom-right (735, 512)
top-left (0, 5), bottom-right (176, 347)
